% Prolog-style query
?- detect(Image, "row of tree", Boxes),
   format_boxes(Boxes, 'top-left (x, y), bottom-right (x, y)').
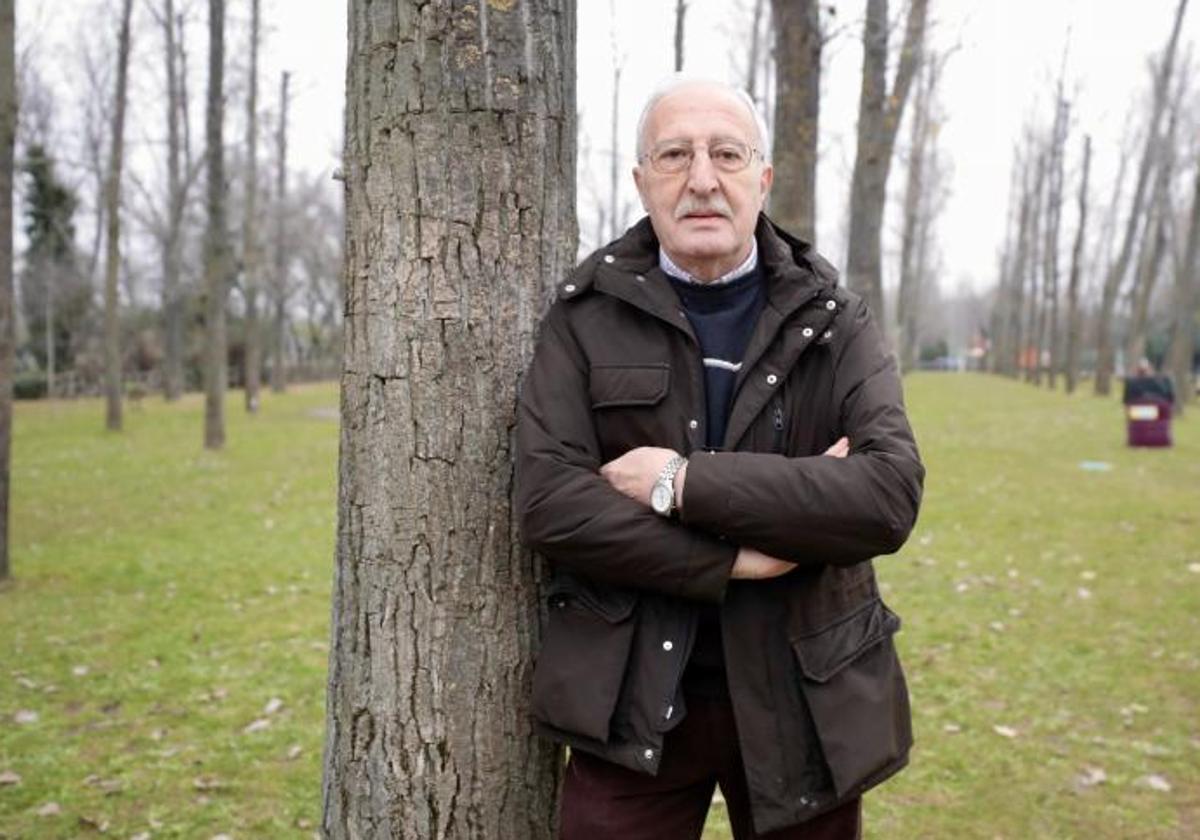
top-left (989, 0), bottom-right (1198, 406)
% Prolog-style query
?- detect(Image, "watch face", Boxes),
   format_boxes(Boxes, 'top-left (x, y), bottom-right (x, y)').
top-left (651, 482), bottom-right (672, 514)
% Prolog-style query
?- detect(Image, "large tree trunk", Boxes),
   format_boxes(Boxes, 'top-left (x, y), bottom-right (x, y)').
top-left (162, 0), bottom-right (186, 401)
top-left (0, 0), bottom-right (14, 582)
top-left (1094, 0), bottom-right (1188, 395)
top-left (323, 1), bottom-right (577, 835)
top-left (1063, 135), bottom-right (1091, 394)
top-left (269, 71), bottom-right (289, 394)
top-left (103, 0), bottom-right (134, 431)
top-left (844, 0), bottom-right (927, 327)
top-left (203, 0), bottom-right (228, 449)
top-left (242, 0), bottom-right (262, 412)
top-left (1166, 159), bottom-right (1199, 411)
top-left (769, 0), bottom-right (820, 243)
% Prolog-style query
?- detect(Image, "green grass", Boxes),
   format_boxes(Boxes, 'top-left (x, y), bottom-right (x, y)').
top-left (2, 374), bottom-right (1198, 838)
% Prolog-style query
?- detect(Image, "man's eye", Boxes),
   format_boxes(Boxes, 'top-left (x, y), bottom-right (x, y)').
top-left (713, 146), bottom-right (746, 163)
top-left (658, 147), bottom-right (689, 161)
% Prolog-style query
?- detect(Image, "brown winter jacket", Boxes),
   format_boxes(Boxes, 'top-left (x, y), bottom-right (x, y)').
top-left (516, 214), bottom-right (924, 834)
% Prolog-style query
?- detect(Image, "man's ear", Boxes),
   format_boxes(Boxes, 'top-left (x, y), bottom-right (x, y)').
top-left (759, 163), bottom-right (774, 207)
top-left (633, 166), bottom-right (649, 210)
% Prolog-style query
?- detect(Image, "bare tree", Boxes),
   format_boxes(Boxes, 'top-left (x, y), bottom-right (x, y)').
top-left (607, 5), bottom-right (622, 242)
top-left (845, 0), bottom-right (928, 326)
top-left (1123, 87), bottom-right (1183, 372)
top-left (1093, 0), bottom-right (1189, 395)
top-left (673, 0), bottom-right (687, 71)
top-left (203, 0), bottom-right (228, 449)
top-left (323, 0), bottom-right (576, 835)
top-left (896, 51), bottom-right (944, 371)
top-left (102, 0), bottom-right (134, 431)
top-left (1021, 148), bottom-right (1045, 382)
top-left (0, 0), bottom-right (14, 582)
top-left (1166, 155), bottom-right (1199, 410)
top-left (768, 0), bottom-right (820, 243)
top-left (1039, 61), bottom-right (1070, 388)
top-left (745, 0), bottom-right (767, 102)
top-left (269, 70), bottom-right (289, 393)
top-left (242, 0), bottom-right (262, 412)
top-left (1063, 135), bottom-right (1091, 393)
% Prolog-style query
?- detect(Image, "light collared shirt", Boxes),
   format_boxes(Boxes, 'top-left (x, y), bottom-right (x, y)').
top-left (659, 238), bottom-right (759, 285)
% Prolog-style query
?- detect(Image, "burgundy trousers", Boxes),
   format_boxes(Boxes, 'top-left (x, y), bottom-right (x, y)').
top-left (559, 695), bottom-right (861, 840)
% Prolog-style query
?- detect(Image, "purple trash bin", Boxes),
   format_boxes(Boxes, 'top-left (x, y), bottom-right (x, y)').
top-left (1125, 399), bottom-right (1172, 447)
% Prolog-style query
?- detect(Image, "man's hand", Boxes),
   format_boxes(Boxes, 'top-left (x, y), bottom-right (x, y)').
top-left (599, 446), bottom-right (679, 507)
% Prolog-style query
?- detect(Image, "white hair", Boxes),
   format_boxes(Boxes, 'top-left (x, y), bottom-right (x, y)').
top-left (634, 74), bottom-right (772, 163)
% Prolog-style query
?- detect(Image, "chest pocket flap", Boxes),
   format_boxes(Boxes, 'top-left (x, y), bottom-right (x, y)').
top-left (589, 364), bottom-right (670, 409)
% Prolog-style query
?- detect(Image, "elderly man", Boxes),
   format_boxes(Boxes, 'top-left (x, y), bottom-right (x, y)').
top-left (516, 77), bottom-right (924, 839)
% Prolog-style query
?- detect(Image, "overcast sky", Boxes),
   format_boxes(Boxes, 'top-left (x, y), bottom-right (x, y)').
top-left (16, 0), bottom-right (1199, 301)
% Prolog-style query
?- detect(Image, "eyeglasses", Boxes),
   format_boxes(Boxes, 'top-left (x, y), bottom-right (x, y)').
top-left (640, 139), bottom-right (762, 174)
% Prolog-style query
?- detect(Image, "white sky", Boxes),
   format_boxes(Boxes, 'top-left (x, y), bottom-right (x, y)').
top-left (15, 0), bottom-right (1199, 299)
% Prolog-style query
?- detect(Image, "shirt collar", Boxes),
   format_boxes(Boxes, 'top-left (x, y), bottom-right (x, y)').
top-left (659, 239), bottom-right (758, 285)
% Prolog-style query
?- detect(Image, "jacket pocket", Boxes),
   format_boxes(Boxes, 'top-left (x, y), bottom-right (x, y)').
top-left (791, 598), bottom-right (912, 798)
top-left (588, 364), bottom-right (669, 408)
top-left (532, 575), bottom-right (639, 743)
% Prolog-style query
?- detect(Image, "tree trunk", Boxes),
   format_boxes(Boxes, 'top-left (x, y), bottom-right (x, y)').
top-left (1063, 135), bottom-right (1091, 394)
top-left (270, 71), bottom-right (289, 393)
top-left (768, 0), bottom-right (819, 243)
top-left (673, 0), bottom-right (686, 72)
top-left (844, 0), bottom-right (927, 327)
top-left (1166, 159), bottom-right (1199, 411)
top-left (103, 0), bottom-right (134, 431)
top-left (323, 1), bottom-right (577, 835)
top-left (203, 0), bottom-right (228, 449)
top-left (1022, 149), bottom-right (1045, 382)
top-left (0, 0), bottom-right (14, 582)
top-left (1094, 0), bottom-right (1189, 395)
top-left (608, 53), bottom-right (620, 242)
top-left (242, 0), bottom-right (262, 412)
top-left (162, 0), bottom-right (186, 401)
top-left (1041, 78), bottom-right (1069, 389)
top-left (745, 0), bottom-right (765, 102)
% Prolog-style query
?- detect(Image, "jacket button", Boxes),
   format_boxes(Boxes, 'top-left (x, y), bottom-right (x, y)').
top-left (802, 327), bottom-right (814, 338)
top-left (766, 374), bottom-right (778, 385)
top-left (603, 254), bottom-right (615, 264)
top-left (826, 300), bottom-right (837, 310)
top-left (635, 274), bottom-right (646, 283)
top-left (563, 284), bottom-right (576, 294)
top-left (823, 330), bottom-right (833, 339)
top-left (661, 640), bottom-right (674, 651)
top-left (688, 419), bottom-right (698, 430)
top-left (663, 704), bottom-right (674, 720)
top-left (643, 748), bottom-right (655, 761)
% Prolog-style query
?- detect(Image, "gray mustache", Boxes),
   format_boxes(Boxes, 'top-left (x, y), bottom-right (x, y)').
top-left (673, 197), bottom-right (733, 220)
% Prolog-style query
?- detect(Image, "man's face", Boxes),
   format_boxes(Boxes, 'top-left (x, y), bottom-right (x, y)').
top-left (633, 85), bottom-right (773, 280)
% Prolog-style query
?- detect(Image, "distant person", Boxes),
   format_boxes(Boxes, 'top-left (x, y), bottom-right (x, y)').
top-left (517, 76), bottom-right (925, 839)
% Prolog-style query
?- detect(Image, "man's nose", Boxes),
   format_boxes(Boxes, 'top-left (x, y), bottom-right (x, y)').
top-left (686, 149), bottom-right (720, 193)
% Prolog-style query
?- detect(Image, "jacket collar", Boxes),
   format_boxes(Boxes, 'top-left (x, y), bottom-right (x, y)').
top-left (562, 214), bottom-right (837, 316)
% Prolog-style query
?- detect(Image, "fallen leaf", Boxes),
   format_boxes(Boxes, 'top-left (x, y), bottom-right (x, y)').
top-left (77, 814), bottom-right (110, 832)
top-left (15, 676), bottom-right (37, 689)
top-left (1080, 570), bottom-right (1096, 581)
top-left (1187, 563), bottom-right (1200, 574)
top-left (131, 833), bottom-right (152, 840)
top-left (286, 745), bottom-right (303, 761)
top-left (193, 775), bottom-right (224, 791)
top-left (988, 621), bottom-right (1006, 633)
top-left (14, 709), bottom-right (39, 724)
top-left (993, 725), bottom-right (1019, 739)
top-left (1076, 587), bottom-right (1092, 600)
top-left (1076, 766), bottom-right (1107, 788)
top-left (36, 801), bottom-right (62, 816)
top-left (942, 723), bottom-right (962, 734)
top-left (1139, 774), bottom-right (1171, 792)
top-left (72, 665), bottom-right (90, 677)
top-left (0, 769), bottom-right (20, 785)
top-left (211, 834), bottom-right (234, 840)
top-left (263, 697), bottom-right (284, 715)
top-left (242, 718), bottom-right (271, 734)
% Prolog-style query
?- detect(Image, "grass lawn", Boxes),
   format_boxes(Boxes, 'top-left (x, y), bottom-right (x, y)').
top-left (2, 374), bottom-right (1198, 838)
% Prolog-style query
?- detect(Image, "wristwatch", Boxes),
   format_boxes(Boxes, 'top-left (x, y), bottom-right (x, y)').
top-left (651, 454), bottom-right (688, 517)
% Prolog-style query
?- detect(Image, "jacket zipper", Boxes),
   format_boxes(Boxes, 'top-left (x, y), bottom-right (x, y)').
top-left (772, 397), bottom-right (785, 453)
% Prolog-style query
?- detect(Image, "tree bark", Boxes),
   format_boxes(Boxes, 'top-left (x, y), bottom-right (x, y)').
top-left (323, 2), bottom-right (577, 835)
top-left (1063, 135), bottom-right (1091, 394)
top-left (1166, 158), bottom-right (1199, 410)
top-left (242, 0), bottom-right (262, 412)
top-left (0, 0), bottom-right (14, 582)
top-left (673, 0), bottom-right (686, 72)
top-left (1093, 0), bottom-right (1189, 395)
top-left (103, 0), bottom-right (134, 431)
top-left (1022, 149), bottom-right (1044, 382)
top-left (1040, 75), bottom-right (1069, 389)
top-left (844, 0), bottom-right (927, 327)
top-left (768, 0), bottom-right (820, 243)
top-left (203, 0), bottom-right (228, 449)
top-left (269, 71), bottom-right (289, 393)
